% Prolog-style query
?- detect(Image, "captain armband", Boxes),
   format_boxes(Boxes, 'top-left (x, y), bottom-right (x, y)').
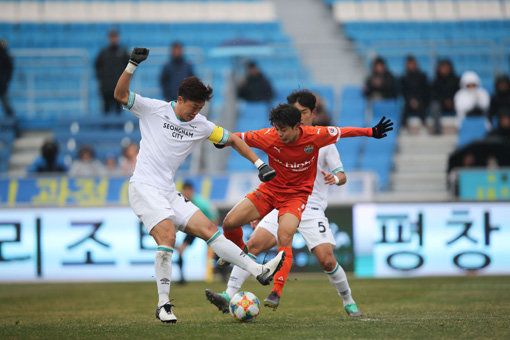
top-left (208, 126), bottom-right (230, 146)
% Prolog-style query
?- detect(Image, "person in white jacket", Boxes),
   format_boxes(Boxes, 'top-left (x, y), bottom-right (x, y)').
top-left (454, 71), bottom-right (490, 128)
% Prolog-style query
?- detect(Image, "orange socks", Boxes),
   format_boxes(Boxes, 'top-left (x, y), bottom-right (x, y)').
top-left (272, 247), bottom-right (293, 297)
top-left (223, 228), bottom-right (245, 250)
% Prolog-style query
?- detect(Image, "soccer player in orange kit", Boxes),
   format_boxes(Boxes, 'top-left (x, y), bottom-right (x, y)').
top-left (217, 103), bottom-right (393, 302)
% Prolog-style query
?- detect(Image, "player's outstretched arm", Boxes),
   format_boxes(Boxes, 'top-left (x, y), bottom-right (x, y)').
top-left (338, 116), bottom-right (393, 138)
top-left (114, 47), bottom-right (150, 105)
top-left (226, 134), bottom-right (276, 182)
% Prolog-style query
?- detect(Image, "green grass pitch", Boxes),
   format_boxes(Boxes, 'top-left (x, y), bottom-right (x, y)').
top-left (1, 274), bottom-right (509, 339)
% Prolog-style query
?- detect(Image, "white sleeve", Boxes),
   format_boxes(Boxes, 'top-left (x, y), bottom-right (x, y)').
top-left (124, 92), bottom-right (167, 118)
top-left (326, 145), bottom-right (344, 174)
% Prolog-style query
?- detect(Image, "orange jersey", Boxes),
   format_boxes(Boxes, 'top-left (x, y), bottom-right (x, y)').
top-left (237, 125), bottom-right (372, 196)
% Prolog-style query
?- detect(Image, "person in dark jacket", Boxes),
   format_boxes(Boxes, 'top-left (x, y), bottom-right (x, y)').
top-left (0, 39), bottom-right (14, 117)
top-left (363, 57), bottom-right (397, 100)
top-left (401, 55), bottom-right (429, 131)
top-left (160, 42), bottom-right (194, 102)
top-left (489, 75), bottom-right (510, 124)
top-left (430, 59), bottom-right (460, 134)
top-left (27, 139), bottom-right (67, 174)
top-left (94, 29), bottom-right (130, 114)
top-left (237, 61), bottom-right (273, 102)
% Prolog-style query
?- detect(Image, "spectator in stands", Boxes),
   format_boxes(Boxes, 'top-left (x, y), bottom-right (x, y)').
top-left (430, 59), bottom-right (460, 134)
top-left (312, 94), bottom-right (332, 126)
top-left (237, 61), bottom-right (273, 102)
top-left (363, 57), bottom-right (397, 100)
top-left (104, 153), bottom-right (123, 176)
top-left (119, 142), bottom-right (138, 175)
top-left (489, 75), bottom-right (510, 124)
top-left (27, 139), bottom-right (67, 174)
top-left (68, 146), bottom-right (106, 177)
top-left (160, 42), bottom-right (194, 102)
top-left (177, 181), bottom-right (219, 284)
top-left (488, 110), bottom-right (510, 141)
top-left (454, 71), bottom-right (490, 128)
top-left (95, 29), bottom-right (130, 115)
top-left (0, 39), bottom-right (14, 117)
top-left (400, 55), bottom-right (429, 133)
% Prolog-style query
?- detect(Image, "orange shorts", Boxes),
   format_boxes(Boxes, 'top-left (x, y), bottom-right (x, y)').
top-left (246, 186), bottom-right (309, 221)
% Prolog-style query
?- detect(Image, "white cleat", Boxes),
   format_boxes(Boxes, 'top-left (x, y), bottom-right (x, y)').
top-left (256, 250), bottom-right (286, 285)
top-left (156, 303), bottom-right (177, 323)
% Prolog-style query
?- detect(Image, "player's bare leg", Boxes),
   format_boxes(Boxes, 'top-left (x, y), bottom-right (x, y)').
top-left (312, 243), bottom-right (362, 317)
top-left (186, 210), bottom-right (284, 286)
top-left (206, 226), bottom-right (277, 313)
top-left (150, 219), bottom-right (178, 323)
top-left (264, 213), bottom-right (300, 310)
top-left (216, 198), bottom-right (261, 268)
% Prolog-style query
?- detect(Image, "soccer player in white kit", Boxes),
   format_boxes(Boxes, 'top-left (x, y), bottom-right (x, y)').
top-left (114, 48), bottom-right (285, 323)
top-left (206, 90), bottom-right (362, 317)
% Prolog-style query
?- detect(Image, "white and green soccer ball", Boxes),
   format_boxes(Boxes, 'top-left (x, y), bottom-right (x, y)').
top-left (229, 291), bottom-right (260, 322)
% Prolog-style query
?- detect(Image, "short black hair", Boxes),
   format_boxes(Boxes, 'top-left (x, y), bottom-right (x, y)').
top-left (178, 77), bottom-right (213, 102)
top-left (269, 104), bottom-right (301, 128)
top-left (287, 90), bottom-right (316, 112)
top-left (182, 181), bottom-right (194, 190)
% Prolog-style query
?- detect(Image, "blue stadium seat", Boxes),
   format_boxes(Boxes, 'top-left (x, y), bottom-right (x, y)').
top-left (458, 116), bottom-right (489, 147)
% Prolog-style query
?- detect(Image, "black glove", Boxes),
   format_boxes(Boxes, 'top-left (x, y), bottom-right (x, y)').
top-left (372, 116), bottom-right (394, 139)
top-left (213, 143), bottom-right (226, 149)
top-left (257, 163), bottom-right (276, 182)
top-left (129, 47), bottom-right (150, 66)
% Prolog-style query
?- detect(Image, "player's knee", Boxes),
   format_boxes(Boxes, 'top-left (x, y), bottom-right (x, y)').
top-left (319, 256), bottom-right (337, 272)
top-left (222, 213), bottom-right (237, 230)
top-left (245, 239), bottom-right (263, 256)
top-left (277, 233), bottom-right (293, 247)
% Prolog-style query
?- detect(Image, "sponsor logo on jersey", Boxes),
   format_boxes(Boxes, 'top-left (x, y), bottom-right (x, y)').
top-left (328, 127), bottom-right (338, 136)
top-left (272, 155), bottom-right (316, 172)
top-left (304, 144), bottom-right (314, 154)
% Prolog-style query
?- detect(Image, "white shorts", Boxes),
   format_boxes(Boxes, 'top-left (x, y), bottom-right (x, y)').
top-left (128, 181), bottom-right (199, 233)
top-left (257, 209), bottom-right (336, 251)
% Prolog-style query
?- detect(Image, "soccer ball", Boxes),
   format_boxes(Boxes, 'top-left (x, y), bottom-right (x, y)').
top-left (229, 291), bottom-right (260, 322)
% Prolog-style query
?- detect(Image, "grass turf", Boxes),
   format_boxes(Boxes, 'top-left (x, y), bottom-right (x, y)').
top-left (1, 274), bottom-right (509, 339)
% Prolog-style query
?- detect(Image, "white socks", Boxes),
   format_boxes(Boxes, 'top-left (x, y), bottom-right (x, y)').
top-left (207, 232), bottom-right (263, 277)
top-left (326, 262), bottom-right (355, 306)
top-left (226, 264), bottom-right (253, 298)
top-left (155, 245), bottom-right (174, 307)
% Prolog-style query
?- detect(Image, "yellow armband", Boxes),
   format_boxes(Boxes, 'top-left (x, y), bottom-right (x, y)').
top-left (208, 126), bottom-right (230, 145)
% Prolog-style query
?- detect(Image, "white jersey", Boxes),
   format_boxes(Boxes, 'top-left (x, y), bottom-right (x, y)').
top-left (125, 92), bottom-right (228, 191)
top-left (301, 143), bottom-right (344, 218)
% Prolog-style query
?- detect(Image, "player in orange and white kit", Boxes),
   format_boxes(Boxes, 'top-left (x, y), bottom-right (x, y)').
top-left (205, 90), bottom-right (362, 317)
top-left (209, 100), bottom-right (393, 310)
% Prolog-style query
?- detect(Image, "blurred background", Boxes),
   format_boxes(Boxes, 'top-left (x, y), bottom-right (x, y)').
top-left (0, 0), bottom-right (508, 282)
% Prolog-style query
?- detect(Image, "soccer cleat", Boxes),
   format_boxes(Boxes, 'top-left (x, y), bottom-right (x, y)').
top-left (156, 303), bottom-right (177, 323)
top-left (216, 245), bottom-right (249, 269)
top-left (263, 291), bottom-right (280, 310)
top-left (344, 303), bottom-right (362, 317)
top-left (256, 250), bottom-right (285, 286)
top-left (205, 289), bottom-right (230, 314)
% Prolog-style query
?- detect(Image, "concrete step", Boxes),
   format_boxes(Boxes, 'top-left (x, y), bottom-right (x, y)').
top-left (375, 191), bottom-right (452, 202)
top-left (395, 153), bottom-right (448, 166)
top-left (392, 180), bottom-right (447, 192)
top-left (9, 152), bottom-right (38, 170)
top-left (398, 135), bottom-right (457, 154)
top-left (392, 172), bottom-right (447, 184)
top-left (12, 132), bottom-right (53, 152)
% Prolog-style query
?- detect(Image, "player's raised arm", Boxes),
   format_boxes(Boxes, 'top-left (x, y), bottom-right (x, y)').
top-left (114, 47), bottom-right (150, 105)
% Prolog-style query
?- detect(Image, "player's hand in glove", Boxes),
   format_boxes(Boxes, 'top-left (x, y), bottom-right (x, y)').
top-left (257, 163), bottom-right (276, 182)
top-left (129, 47), bottom-right (150, 66)
top-left (372, 116), bottom-right (394, 139)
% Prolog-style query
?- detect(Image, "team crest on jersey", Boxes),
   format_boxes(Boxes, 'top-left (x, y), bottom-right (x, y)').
top-left (328, 127), bottom-right (338, 136)
top-left (304, 145), bottom-right (314, 154)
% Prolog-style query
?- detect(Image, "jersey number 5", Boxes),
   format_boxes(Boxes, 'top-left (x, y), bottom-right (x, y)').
top-left (318, 221), bottom-right (326, 233)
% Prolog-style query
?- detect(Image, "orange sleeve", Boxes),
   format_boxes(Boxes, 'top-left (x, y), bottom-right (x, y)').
top-left (305, 126), bottom-right (342, 148)
top-left (339, 127), bottom-right (373, 138)
top-left (236, 128), bottom-right (271, 150)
